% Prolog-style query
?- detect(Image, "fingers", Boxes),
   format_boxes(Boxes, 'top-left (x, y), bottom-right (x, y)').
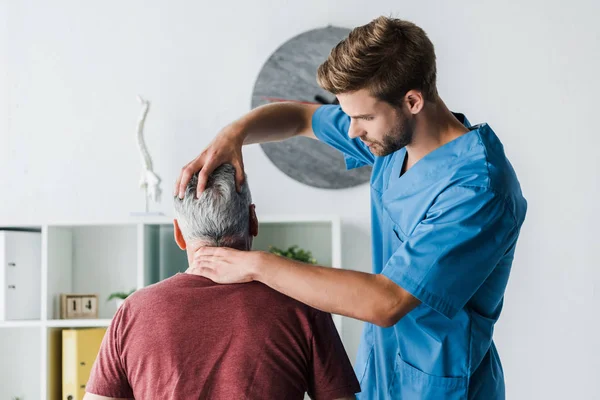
top-left (194, 246), bottom-right (220, 257)
top-left (196, 158), bottom-right (219, 198)
top-left (233, 159), bottom-right (246, 193)
top-left (178, 133), bottom-right (245, 197)
top-left (192, 248), bottom-right (236, 267)
top-left (176, 151), bottom-right (218, 199)
top-left (199, 246), bottom-right (240, 258)
top-left (174, 168), bottom-right (183, 196)
top-left (193, 248), bottom-right (223, 269)
top-left (177, 160), bottom-right (200, 199)
top-left (175, 162), bottom-right (192, 197)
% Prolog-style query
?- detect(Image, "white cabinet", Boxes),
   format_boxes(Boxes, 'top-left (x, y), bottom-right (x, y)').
top-left (0, 230), bottom-right (42, 321)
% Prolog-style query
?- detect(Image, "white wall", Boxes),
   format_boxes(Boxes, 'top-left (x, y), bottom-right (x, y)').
top-left (1, 0), bottom-right (598, 398)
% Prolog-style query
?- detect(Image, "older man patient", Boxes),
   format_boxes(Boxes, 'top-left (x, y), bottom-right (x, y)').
top-left (84, 164), bottom-right (360, 400)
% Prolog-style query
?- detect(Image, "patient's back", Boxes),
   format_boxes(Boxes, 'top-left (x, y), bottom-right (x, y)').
top-left (87, 272), bottom-right (359, 400)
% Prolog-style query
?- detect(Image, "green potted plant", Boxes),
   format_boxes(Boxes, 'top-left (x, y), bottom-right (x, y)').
top-left (268, 245), bottom-right (317, 264)
top-left (107, 289), bottom-right (136, 309)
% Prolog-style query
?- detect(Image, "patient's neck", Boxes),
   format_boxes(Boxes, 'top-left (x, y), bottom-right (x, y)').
top-left (185, 239), bottom-right (250, 267)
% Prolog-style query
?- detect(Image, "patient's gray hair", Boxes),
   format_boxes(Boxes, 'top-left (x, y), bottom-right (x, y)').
top-left (173, 164), bottom-right (251, 247)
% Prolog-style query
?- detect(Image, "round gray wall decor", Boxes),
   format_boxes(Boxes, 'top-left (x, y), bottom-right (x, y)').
top-left (251, 26), bottom-right (372, 189)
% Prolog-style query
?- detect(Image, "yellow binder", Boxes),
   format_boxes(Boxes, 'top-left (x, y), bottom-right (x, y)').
top-left (62, 328), bottom-right (107, 400)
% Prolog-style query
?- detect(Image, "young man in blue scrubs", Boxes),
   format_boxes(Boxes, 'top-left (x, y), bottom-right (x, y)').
top-left (176, 16), bottom-right (527, 399)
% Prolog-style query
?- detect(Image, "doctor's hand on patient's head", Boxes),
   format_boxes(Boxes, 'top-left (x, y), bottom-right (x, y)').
top-left (175, 125), bottom-right (246, 199)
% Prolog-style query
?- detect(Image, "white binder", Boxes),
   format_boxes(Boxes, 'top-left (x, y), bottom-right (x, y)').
top-left (0, 230), bottom-right (42, 321)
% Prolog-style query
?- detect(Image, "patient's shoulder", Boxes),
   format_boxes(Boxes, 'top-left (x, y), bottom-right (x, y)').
top-left (119, 273), bottom-right (203, 309)
top-left (245, 281), bottom-right (321, 319)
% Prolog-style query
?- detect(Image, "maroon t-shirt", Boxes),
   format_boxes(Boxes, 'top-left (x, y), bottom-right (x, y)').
top-left (87, 273), bottom-right (360, 399)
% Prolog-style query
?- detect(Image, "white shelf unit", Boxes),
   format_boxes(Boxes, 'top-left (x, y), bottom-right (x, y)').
top-left (0, 215), bottom-right (342, 400)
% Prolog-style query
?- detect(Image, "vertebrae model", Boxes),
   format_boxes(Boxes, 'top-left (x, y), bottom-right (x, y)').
top-left (136, 95), bottom-right (162, 211)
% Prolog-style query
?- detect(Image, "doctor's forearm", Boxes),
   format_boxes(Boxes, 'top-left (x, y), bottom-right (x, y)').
top-left (252, 253), bottom-right (414, 327)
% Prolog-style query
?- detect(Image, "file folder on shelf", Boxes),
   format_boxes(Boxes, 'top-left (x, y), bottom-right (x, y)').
top-left (62, 328), bottom-right (107, 400)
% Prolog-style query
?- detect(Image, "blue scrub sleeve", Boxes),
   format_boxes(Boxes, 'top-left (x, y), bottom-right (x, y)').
top-left (382, 185), bottom-right (517, 319)
top-left (311, 105), bottom-right (375, 169)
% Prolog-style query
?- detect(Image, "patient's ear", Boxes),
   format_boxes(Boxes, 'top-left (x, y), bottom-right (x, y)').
top-left (249, 204), bottom-right (259, 237)
top-left (173, 219), bottom-right (187, 250)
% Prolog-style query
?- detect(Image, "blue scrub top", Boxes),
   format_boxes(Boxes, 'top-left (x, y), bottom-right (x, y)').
top-left (312, 105), bottom-right (527, 400)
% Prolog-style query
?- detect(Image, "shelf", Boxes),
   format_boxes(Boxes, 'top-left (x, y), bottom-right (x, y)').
top-left (46, 225), bottom-right (138, 319)
top-left (0, 320), bottom-right (42, 328)
top-left (1, 216), bottom-right (342, 400)
top-left (46, 319), bottom-right (112, 328)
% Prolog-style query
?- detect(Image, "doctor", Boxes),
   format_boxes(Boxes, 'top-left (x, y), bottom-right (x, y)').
top-left (176, 16), bottom-right (526, 400)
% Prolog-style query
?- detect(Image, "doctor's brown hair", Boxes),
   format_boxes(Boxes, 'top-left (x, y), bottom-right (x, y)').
top-left (317, 16), bottom-right (438, 105)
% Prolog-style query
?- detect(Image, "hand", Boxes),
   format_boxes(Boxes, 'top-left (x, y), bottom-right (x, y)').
top-left (174, 125), bottom-right (246, 198)
top-left (188, 247), bottom-right (264, 284)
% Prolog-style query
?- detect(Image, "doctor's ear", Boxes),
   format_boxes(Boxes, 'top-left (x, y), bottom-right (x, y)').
top-left (404, 90), bottom-right (425, 115)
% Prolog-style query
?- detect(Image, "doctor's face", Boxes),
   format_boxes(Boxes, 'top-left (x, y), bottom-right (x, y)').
top-left (337, 88), bottom-right (413, 157)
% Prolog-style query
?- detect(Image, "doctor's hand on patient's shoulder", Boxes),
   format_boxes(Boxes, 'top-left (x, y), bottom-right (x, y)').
top-left (175, 123), bottom-right (246, 199)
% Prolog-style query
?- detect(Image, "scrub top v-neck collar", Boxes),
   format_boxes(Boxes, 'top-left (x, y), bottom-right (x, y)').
top-left (383, 123), bottom-right (486, 202)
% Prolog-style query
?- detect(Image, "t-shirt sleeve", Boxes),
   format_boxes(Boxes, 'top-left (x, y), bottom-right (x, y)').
top-left (307, 311), bottom-right (361, 399)
top-left (382, 185), bottom-right (517, 319)
top-left (86, 303), bottom-right (134, 398)
top-left (311, 105), bottom-right (375, 169)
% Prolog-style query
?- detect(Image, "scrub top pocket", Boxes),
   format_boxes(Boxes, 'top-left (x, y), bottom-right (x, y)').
top-left (389, 354), bottom-right (468, 400)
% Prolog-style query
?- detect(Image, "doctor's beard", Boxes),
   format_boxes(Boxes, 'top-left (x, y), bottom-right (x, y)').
top-left (368, 112), bottom-right (414, 157)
